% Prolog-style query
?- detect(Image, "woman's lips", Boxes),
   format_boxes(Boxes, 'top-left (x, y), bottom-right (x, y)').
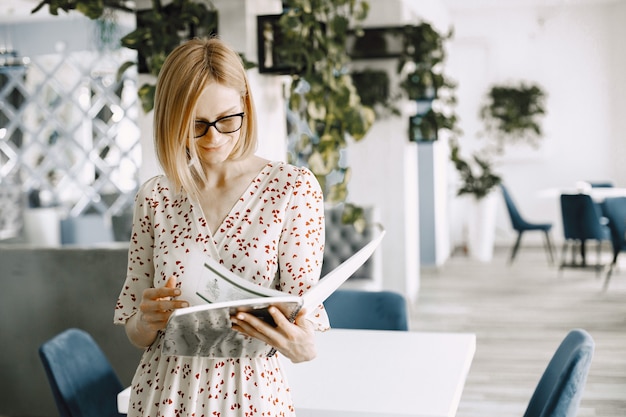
top-left (201, 142), bottom-right (226, 151)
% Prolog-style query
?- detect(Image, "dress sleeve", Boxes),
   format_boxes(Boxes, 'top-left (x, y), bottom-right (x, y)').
top-left (277, 166), bottom-right (329, 331)
top-left (113, 179), bottom-right (157, 325)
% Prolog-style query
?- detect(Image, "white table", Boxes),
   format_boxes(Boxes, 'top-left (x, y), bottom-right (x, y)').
top-left (537, 187), bottom-right (626, 202)
top-left (118, 329), bottom-right (476, 417)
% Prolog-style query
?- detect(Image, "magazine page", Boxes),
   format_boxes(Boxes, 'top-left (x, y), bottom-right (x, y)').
top-left (162, 297), bottom-right (302, 358)
top-left (181, 251), bottom-right (287, 306)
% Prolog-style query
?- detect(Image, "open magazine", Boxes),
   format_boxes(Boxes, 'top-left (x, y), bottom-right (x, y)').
top-left (161, 225), bottom-right (385, 358)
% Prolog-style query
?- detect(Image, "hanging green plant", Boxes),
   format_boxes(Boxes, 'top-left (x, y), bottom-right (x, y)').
top-left (277, 0), bottom-right (375, 211)
top-left (351, 69), bottom-right (395, 116)
top-left (120, 0), bottom-right (218, 112)
top-left (32, 0), bottom-right (221, 113)
top-left (396, 22), bottom-right (459, 142)
top-left (396, 23), bottom-right (453, 99)
top-left (479, 82), bottom-right (547, 154)
top-left (31, 0), bottom-right (126, 19)
top-left (409, 107), bottom-right (458, 142)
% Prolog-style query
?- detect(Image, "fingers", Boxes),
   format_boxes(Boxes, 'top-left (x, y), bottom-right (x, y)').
top-left (138, 277), bottom-right (188, 332)
top-left (231, 310), bottom-right (269, 334)
top-left (164, 276), bottom-right (177, 289)
top-left (231, 306), bottom-right (316, 363)
top-left (153, 276), bottom-right (178, 301)
top-left (146, 285), bottom-right (180, 302)
top-left (292, 308), bottom-right (310, 327)
top-left (230, 307), bottom-right (305, 343)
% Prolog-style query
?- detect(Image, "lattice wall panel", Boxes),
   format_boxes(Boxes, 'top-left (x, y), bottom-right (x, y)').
top-left (0, 47), bottom-right (141, 239)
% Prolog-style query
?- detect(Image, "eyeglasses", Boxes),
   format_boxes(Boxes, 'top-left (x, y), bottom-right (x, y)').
top-left (194, 112), bottom-right (245, 138)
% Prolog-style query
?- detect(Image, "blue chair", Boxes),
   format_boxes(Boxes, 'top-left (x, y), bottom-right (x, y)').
top-left (39, 328), bottom-right (124, 417)
top-left (500, 184), bottom-right (555, 265)
top-left (600, 196), bottom-right (626, 290)
top-left (523, 329), bottom-right (594, 417)
top-left (559, 194), bottom-right (611, 273)
top-left (324, 289), bottom-right (409, 331)
top-left (588, 181), bottom-right (614, 188)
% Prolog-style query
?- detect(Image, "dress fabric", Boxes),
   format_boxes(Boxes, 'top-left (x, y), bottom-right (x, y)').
top-left (114, 161), bottom-right (329, 417)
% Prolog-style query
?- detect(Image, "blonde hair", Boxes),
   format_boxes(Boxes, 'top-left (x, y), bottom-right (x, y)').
top-left (153, 37), bottom-right (258, 198)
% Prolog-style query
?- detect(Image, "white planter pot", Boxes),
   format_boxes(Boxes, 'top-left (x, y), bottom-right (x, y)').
top-left (467, 192), bottom-right (498, 262)
top-left (23, 208), bottom-right (61, 247)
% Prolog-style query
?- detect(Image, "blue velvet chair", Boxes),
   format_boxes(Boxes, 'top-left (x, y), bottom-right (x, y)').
top-left (500, 184), bottom-right (555, 265)
top-left (600, 196), bottom-right (626, 290)
top-left (523, 329), bottom-right (594, 417)
top-left (323, 289), bottom-right (409, 331)
top-left (39, 328), bottom-right (124, 417)
top-left (559, 194), bottom-right (611, 273)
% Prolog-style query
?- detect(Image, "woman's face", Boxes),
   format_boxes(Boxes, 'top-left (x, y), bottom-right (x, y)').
top-left (193, 82), bottom-right (243, 166)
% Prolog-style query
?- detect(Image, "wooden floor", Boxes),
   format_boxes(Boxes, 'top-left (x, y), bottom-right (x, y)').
top-left (411, 246), bottom-right (626, 417)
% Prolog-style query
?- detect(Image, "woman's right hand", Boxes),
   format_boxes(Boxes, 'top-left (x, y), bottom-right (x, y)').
top-left (126, 277), bottom-right (189, 348)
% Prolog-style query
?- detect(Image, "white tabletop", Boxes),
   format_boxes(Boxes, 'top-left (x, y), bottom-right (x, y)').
top-left (537, 187), bottom-right (626, 202)
top-left (118, 329), bottom-right (476, 417)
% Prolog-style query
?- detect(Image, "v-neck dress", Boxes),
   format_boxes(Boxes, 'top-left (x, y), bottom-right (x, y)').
top-left (114, 161), bottom-right (329, 417)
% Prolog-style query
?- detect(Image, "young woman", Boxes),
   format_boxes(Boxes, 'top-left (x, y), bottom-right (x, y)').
top-left (114, 37), bottom-right (328, 416)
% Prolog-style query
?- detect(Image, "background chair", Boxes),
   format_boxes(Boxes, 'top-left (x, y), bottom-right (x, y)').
top-left (39, 328), bottom-right (124, 417)
top-left (600, 196), bottom-right (626, 290)
top-left (322, 205), bottom-right (380, 287)
top-left (559, 194), bottom-right (611, 273)
top-left (323, 289), bottom-right (409, 331)
top-left (523, 328), bottom-right (594, 417)
top-left (588, 181), bottom-right (614, 188)
top-left (500, 184), bottom-right (555, 265)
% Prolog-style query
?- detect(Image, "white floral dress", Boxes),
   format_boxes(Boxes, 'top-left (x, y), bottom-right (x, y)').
top-left (114, 162), bottom-right (329, 417)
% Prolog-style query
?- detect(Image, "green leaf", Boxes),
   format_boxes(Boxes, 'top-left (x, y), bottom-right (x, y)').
top-left (139, 83), bottom-right (156, 113)
top-left (116, 61), bottom-right (136, 82)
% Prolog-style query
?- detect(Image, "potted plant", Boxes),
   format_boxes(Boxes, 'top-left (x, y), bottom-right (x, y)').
top-left (479, 82), bottom-right (547, 154)
top-left (450, 139), bottom-right (502, 262)
top-left (276, 0), bottom-right (375, 218)
top-left (450, 141), bottom-right (501, 200)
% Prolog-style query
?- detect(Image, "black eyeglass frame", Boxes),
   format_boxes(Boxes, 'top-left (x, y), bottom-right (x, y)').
top-left (194, 112), bottom-right (245, 138)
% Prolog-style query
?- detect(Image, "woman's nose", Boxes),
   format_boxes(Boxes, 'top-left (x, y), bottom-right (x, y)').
top-left (201, 126), bottom-right (220, 141)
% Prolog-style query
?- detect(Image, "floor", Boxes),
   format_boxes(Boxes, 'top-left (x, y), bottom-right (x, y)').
top-left (411, 245), bottom-right (626, 417)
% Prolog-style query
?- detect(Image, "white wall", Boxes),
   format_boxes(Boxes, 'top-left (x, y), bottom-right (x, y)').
top-left (608, 2), bottom-right (626, 185)
top-left (443, 1), bottom-right (626, 248)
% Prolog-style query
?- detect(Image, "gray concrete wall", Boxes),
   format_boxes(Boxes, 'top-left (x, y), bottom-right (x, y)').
top-left (0, 245), bottom-right (142, 417)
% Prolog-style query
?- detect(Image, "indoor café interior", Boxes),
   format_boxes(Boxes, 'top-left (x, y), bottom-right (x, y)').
top-left (1, 0), bottom-right (625, 416)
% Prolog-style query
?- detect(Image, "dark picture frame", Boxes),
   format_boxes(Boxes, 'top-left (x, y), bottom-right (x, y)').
top-left (257, 14), bottom-right (297, 75)
top-left (347, 26), bottom-right (404, 60)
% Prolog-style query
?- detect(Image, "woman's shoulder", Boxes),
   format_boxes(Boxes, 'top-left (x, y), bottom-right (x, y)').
top-left (265, 161), bottom-right (315, 180)
top-left (263, 162), bottom-right (322, 198)
top-left (136, 175), bottom-right (177, 198)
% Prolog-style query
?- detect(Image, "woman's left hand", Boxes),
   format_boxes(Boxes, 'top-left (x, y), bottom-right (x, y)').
top-left (231, 307), bottom-right (316, 363)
